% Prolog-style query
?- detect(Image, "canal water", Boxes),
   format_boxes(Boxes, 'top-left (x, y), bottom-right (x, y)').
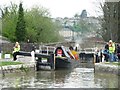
top-left (0, 63), bottom-right (119, 89)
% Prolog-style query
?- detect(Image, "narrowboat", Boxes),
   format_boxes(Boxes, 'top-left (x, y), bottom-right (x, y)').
top-left (54, 46), bottom-right (80, 69)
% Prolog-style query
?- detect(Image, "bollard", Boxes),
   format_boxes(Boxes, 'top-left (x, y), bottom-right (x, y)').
top-left (102, 55), bottom-right (105, 62)
top-left (31, 51), bottom-right (35, 62)
top-left (31, 51), bottom-right (36, 70)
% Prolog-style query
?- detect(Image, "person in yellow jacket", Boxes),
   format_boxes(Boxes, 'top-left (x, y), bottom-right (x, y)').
top-left (108, 40), bottom-right (115, 62)
top-left (13, 42), bottom-right (20, 61)
top-left (69, 46), bottom-right (79, 60)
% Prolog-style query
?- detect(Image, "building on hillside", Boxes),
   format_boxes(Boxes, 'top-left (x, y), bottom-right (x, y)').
top-left (52, 10), bottom-right (101, 41)
top-left (59, 28), bottom-right (77, 41)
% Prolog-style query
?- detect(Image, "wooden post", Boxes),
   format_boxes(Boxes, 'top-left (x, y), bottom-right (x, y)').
top-left (0, 53), bottom-right (1, 59)
top-left (0, 66), bottom-right (5, 77)
top-left (50, 54), bottom-right (55, 70)
top-left (53, 54), bottom-right (55, 70)
top-left (47, 47), bottom-right (48, 55)
top-left (93, 54), bottom-right (96, 73)
top-left (36, 57), bottom-right (42, 71)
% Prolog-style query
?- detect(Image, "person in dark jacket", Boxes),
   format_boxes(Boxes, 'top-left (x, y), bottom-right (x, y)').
top-left (103, 43), bottom-right (109, 62)
top-left (105, 43), bottom-right (109, 50)
top-left (117, 44), bottom-right (120, 61)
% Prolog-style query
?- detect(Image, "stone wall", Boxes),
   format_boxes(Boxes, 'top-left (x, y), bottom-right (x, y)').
top-left (0, 63), bottom-right (36, 74)
top-left (95, 63), bottom-right (120, 75)
top-left (0, 42), bottom-right (75, 54)
top-left (1, 43), bottom-right (39, 54)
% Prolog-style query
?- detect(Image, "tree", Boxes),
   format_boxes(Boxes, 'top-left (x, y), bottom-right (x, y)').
top-left (1, 2), bottom-right (63, 43)
top-left (1, 2), bottom-right (18, 42)
top-left (15, 2), bottom-right (26, 42)
top-left (100, 1), bottom-right (119, 42)
top-left (118, 1), bottom-right (120, 42)
top-left (25, 6), bottom-right (62, 43)
top-left (0, 18), bottom-right (1, 35)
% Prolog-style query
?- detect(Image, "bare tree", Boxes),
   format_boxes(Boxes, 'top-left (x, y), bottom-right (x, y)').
top-left (96, 0), bottom-right (119, 42)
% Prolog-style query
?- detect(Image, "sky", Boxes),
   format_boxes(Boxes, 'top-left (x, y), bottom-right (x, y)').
top-left (0, 0), bottom-right (103, 18)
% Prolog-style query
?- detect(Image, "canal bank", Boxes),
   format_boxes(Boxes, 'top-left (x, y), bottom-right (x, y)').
top-left (0, 63), bottom-right (36, 74)
top-left (1, 59), bottom-right (120, 76)
top-left (0, 57), bottom-right (36, 74)
top-left (95, 62), bottom-right (120, 75)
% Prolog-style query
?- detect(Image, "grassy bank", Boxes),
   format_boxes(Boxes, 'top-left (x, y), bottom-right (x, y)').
top-left (0, 61), bottom-right (23, 66)
top-left (105, 62), bottom-right (120, 66)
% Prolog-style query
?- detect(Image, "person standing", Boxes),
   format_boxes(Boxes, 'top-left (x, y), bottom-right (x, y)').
top-left (12, 42), bottom-right (20, 61)
top-left (117, 44), bottom-right (120, 61)
top-left (69, 46), bottom-right (79, 60)
top-left (108, 40), bottom-right (115, 62)
top-left (103, 43), bottom-right (109, 62)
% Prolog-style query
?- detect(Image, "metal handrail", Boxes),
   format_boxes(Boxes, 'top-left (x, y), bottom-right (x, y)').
top-left (39, 45), bottom-right (56, 55)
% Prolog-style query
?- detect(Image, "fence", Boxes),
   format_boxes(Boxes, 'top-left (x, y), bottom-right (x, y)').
top-left (0, 41), bottom-right (75, 54)
top-left (0, 43), bottom-right (39, 54)
top-left (0, 41), bottom-right (107, 54)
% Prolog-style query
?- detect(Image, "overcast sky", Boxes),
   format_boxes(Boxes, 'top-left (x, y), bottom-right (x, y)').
top-left (0, 0), bottom-right (103, 18)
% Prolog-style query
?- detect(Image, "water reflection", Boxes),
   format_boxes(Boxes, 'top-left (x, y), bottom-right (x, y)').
top-left (94, 73), bottom-right (118, 88)
top-left (35, 70), bottom-right (72, 88)
top-left (63, 68), bottom-right (97, 88)
top-left (0, 71), bottom-right (36, 88)
top-left (0, 67), bottom-right (119, 89)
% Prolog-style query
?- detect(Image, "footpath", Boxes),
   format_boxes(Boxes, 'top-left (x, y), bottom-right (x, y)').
top-left (95, 62), bottom-right (120, 75)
